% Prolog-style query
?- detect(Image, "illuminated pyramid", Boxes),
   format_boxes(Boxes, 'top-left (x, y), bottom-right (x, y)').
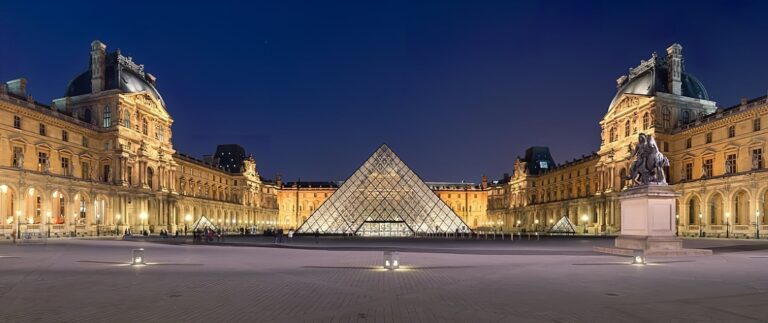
top-left (548, 216), bottom-right (576, 234)
top-left (297, 144), bottom-right (469, 236)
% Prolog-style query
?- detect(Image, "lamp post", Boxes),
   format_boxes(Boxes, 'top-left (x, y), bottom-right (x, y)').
top-left (184, 214), bottom-right (191, 236)
top-left (725, 212), bottom-right (730, 239)
top-left (534, 219), bottom-right (539, 233)
top-left (16, 210), bottom-right (21, 239)
top-left (46, 211), bottom-right (51, 238)
top-left (0, 185), bottom-right (6, 237)
top-left (757, 210), bottom-right (761, 239)
top-left (73, 212), bottom-right (78, 237)
top-left (581, 215), bottom-right (589, 234)
top-left (96, 212), bottom-right (101, 237)
top-left (675, 214), bottom-right (679, 236)
top-left (699, 213), bottom-right (703, 237)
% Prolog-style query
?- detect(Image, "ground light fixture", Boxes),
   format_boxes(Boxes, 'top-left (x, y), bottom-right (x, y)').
top-left (632, 250), bottom-right (646, 265)
top-left (383, 251), bottom-right (399, 270)
top-left (132, 248), bottom-right (146, 266)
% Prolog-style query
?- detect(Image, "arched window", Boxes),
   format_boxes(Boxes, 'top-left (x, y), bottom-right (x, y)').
top-left (102, 107), bottom-right (111, 128)
top-left (642, 112), bottom-right (649, 130)
top-left (624, 120), bottom-right (631, 137)
top-left (123, 111), bottom-right (131, 128)
top-left (142, 118), bottom-right (148, 135)
top-left (83, 108), bottom-right (92, 124)
top-left (662, 108), bottom-right (671, 128)
top-left (681, 110), bottom-right (691, 124)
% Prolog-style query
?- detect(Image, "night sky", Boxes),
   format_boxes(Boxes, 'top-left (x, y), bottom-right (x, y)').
top-left (2, 1), bottom-right (768, 182)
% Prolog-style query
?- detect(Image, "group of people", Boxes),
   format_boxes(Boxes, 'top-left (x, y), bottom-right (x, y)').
top-left (273, 228), bottom-right (295, 243)
top-left (193, 227), bottom-right (224, 243)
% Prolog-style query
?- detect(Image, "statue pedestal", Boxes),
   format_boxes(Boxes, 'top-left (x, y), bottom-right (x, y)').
top-left (595, 185), bottom-right (711, 257)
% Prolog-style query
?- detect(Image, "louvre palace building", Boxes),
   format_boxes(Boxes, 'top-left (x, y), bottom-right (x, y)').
top-left (1, 41), bottom-right (767, 238)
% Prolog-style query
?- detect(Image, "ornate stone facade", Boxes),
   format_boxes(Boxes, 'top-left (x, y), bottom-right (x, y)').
top-left (489, 43), bottom-right (768, 238)
top-left (0, 41), bottom-right (278, 239)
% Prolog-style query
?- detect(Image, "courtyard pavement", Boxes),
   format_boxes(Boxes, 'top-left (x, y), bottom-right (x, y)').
top-left (1, 237), bottom-right (767, 322)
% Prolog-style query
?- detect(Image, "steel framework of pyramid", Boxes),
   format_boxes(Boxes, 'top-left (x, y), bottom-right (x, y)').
top-left (548, 216), bottom-right (576, 234)
top-left (297, 144), bottom-right (469, 236)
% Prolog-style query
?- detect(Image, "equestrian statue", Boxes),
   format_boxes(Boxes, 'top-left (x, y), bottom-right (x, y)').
top-left (626, 133), bottom-right (669, 186)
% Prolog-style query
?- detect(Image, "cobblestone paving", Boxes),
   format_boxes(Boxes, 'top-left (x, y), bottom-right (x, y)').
top-left (1, 239), bottom-right (767, 322)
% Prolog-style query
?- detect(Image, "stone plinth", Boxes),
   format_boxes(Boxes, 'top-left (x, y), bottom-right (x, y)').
top-left (595, 184), bottom-right (712, 257)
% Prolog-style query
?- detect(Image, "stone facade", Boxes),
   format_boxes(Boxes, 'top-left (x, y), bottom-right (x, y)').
top-left (489, 43), bottom-right (768, 238)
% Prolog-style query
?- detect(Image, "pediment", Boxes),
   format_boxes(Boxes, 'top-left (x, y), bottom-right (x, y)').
top-left (604, 94), bottom-right (652, 120)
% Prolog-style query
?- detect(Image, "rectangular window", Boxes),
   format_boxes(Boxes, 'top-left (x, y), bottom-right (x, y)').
top-left (685, 163), bottom-right (693, 180)
top-left (127, 166), bottom-right (133, 186)
top-left (102, 164), bottom-right (111, 182)
top-left (39, 123), bottom-right (46, 136)
top-left (12, 147), bottom-right (22, 168)
top-left (725, 154), bottom-right (737, 174)
top-left (82, 162), bottom-right (90, 180)
top-left (663, 142), bottom-right (669, 152)
top-left (61, 157), bottom-right (70, 176)
top-left (62, 130), bottom-right (68, 142)
top-left (754, 118), bottom-right (761, 132)
top-left (705, 132), bottom-right (712, 144)
top-left (703, 159), bottom-right (713, 177)
top-left (686, 138), bottom-right (692, 149)
top-left (37, 152), bottom-right (48, 172)
top-left (753, 149), bottom-right (764, 170)
top-left (728, 125), bottom-right (736, 138)
top-left (13, 116), bottom-right (21, 129)
top-left (82, 136), bottom-right (88, 148)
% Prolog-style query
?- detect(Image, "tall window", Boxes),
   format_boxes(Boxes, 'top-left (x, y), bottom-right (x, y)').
top-left (147, 167), bottom-right (154, 189)
top-left (61, 157), bottom-right (70, 176)
top-left (725, 154), bottom-right (737, 174)
top-left (624, 120), bottom-right (631, 137)
top-left (12, 147), bottom-right (22, 168)
top-left (83, 108), bottom-right (92, 123)
top-left (37, 152), bottom-right (48, 172)
top-left (681, 110), bottom-right (691, 124)
top-left (728, 125), bottom-right (736, 138)
top-left (81, 162), bottom-right (90, 179)
top-left (102, 107), bottom-right (111, 128)
top-left (688, 199), bottom-right (696, 225)
top-left (79, 200), bottom-right (86, 223)
top-left (155, 124), bottom-right (164, 142)
top-left (684, 163), bottom-right (693, 180)
top-left (127, 166), bottom-right (133, 186)
top-left (753, 148), bottom-right (764, 169)
top-left (755, 118), bottom-right (762, 132)
top-left (102, 164), bottom-right (111, 182)
top-left (123, 111), bottom-right (131, 128)
top-left (82, 136), bottom-right (89, 148)
top-left (609, 127), bottom-right (616, 142)
top-left (686, 138), bottom-right (692, 149)
top-left (705, 132), bottom-right (712, 144)
top-left (703, 159), bottom-right (713, 177)
top-left (62, 130), bottom-right (68, 142)
top-left (39, 123), bottom-right (46, 136)
top-left (642, 112), bottom-right (649, 130)
top-left (142, 118), bottom-right (148, 135)
top-left (13, 115), bottom-right (21, 129)
top-left (662, 108), bottom-right (671, 129)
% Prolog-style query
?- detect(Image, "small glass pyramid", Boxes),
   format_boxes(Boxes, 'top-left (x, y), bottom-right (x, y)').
top-left (297, 144), bottom-right (468, 236)
top-left (548, 216), bottom-right (576, 234)
top-left (190, 215), bottom-right (218, 232)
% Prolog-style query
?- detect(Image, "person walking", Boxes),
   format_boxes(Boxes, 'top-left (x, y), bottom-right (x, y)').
top-left (314, 229), bottom-right (320, 244)
top-left (287, 229), bottom-right (294, 243)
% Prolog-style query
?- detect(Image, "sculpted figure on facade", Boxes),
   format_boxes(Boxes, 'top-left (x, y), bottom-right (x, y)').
top-left (626, 133), bottom-right (670, 186)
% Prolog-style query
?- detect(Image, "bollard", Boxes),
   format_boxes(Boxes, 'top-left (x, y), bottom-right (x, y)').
top-left (536, 232), bottom-right (540, 240)
top-left (131, 248), bottom-right (145, 265)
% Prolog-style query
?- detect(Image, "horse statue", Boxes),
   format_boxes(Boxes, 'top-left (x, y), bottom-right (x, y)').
top-left (626, 133), bottom-right (670, 186)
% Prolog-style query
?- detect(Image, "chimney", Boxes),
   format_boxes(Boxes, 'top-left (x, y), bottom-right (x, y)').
top-left (481, 175), bottom-right (488, 189)
top-left (666, 43), bottom-right (683, 96)
top-left (6, 78), bottom-right (27, 97)
top-left (90, 40), bottom-right (107, 93)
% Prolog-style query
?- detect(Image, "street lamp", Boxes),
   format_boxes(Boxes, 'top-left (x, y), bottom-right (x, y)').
top-left (184, 214), bottom-right (192, 236)
top-left (675, 214), bottom-right (679, 236)
top-left (581, 215), bottom-right (589, 234)
top-left (534, 219), bottom-right (540, 232)
top-left (46, 211), bottom-right (51, 238)
top-left (757, 210), bottom-right (761, 239)
top-left (0, 185), bottom-right (6, 238)
top-left (725, 212), bottom-right (730, 239)
top-left (16, 210), bottom-right (21, 239)
top-left (96, 212), bottom-right (100, 237)
top-left (698, 213), bottom-right (703, 237)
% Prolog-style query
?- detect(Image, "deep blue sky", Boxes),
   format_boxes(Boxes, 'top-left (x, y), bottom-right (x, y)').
top-left (2, 1), bottom-right (768, 182)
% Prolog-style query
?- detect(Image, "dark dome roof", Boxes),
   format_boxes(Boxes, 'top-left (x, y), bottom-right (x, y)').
top-left (65, 53), bottom-right (165, 107)
top-left (609, 65), bottom-right (708, 108)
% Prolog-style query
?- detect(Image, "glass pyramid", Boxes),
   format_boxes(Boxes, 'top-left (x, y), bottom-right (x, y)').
top-left (297, 144), bottom-right (469, 236)
top-left (191, 215), bottom-right (218, 232)
top-left (548, 216), bottom-right (576, 234)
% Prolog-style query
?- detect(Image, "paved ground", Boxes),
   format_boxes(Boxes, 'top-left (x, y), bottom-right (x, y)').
top-left (1, 237), bottom-right (768, 322)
